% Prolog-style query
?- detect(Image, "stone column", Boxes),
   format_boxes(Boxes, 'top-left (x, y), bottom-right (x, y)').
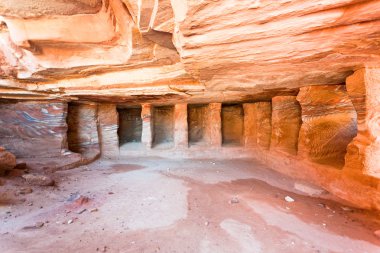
top-left (206, 103), bottom-right (222, 147)
top-left (255, 102), bottom-right (272, 150)
top-left (97, 104), bottom-right (119, 158)
top-left (344, 68), bottom-right (380, 178)
top-left (271, 96), bottom-right (301, 155)
top-left (297, 85), bottom-right (357, 167)
top-left (243, 103), bottom-right (257, 147)
top-left (141, 103), bottom-right (153, 149)
top-left (174, 103), bottom-right (188, 148)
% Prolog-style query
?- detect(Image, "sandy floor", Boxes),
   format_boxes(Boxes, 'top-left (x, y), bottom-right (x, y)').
top-left (1, 158), bottom-right (380, 253)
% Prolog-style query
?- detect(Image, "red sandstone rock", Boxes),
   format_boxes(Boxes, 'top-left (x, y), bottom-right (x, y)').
top-left (174, 104), bottom-right (188, 148)
top-left (344, 68), bottom-right (380, 178)
top-left (271, 96), bottom-right (302, 155)
top-left (141, 104), bottom-right (153, 149)
top-left (0, 147), bottom-right (16, 175)
top-left (221, 105), bottom-right (244, 145)
top-left (0, 101), bottom-right (68, 158)
top-left (205, 103), bottom-right (222, 147)
top-left (22, 173), bottom-right (55, 186)
top-left (97, 104), bottom-right (119, 158)
top-left (171, 0), bottom-right (380, 99)
top-left (255, 102), bottom-right (272, 150)
top-left (297, 85), bottom-right (357, 168)
top-left (243, 103), bottom-right (257, 147)
top-left (0, 0), bottom-right (379, 104)
top-left (0, 0), bottom-right (379, 215)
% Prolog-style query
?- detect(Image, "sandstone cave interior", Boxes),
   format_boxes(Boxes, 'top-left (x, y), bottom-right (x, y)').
top-left (1, 1), bottom-right (380, 253)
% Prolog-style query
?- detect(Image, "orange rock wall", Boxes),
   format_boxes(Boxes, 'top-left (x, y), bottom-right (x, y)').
top-left (271, 96), bottom-right (302, 155)
top-left (297, 85), bottom-right (357, 168)
top-left (243, 103), bottom-right (257, 147)
top-left (344, 68), bottom-right (380, 178)
top-left (205, 103), bottom-right (222, 147)
top-left (174, 104), bottom-right (188, 148)
top-left (255, 102), bottom-right (272, 150)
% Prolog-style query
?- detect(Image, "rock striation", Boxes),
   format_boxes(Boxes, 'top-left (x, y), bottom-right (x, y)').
top-left (0, 0), bottom-right (379, 103)
top-left (67, 103), bottom-right (100, 160)
top-left (0, 101), bottom-right (68, 158)
top-left (0, 1), bottom-right (379, 211)
top-left (344, 68), bottom-right (380, 178)
top-left (271, 96), bottom-right (301, 155)
top-left (297, 85), bottom-right (357, 168)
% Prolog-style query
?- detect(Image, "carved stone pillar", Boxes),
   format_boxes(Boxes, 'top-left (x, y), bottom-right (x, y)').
top-left (97, 104), bottom-right (119, 158)
top-left (206, 103), bottom-right (222, 147)
top-left (174, 103), bottom-right (188, 148)
top-left (243, 103), bottom-right (257, 147)
top-left (141, 103), bottom-right (153, 149)
top-left (271, 96), bottom-right (301, 155)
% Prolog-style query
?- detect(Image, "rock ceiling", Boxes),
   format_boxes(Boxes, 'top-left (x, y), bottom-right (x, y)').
top-left (0, 0), bottom-right (380, 104)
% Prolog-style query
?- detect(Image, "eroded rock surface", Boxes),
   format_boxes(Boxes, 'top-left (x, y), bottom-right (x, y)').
top-left (67, 103), bottom-right (100, 161)
top-left (297, 85), bottom-right (357, 167)
top-left (271, 96), bottom-right (302, 155)
top-left (0, 0), bottom-right (379, 103)
top-left (0, 146), bottom-right (16, 175)
top-left (344, 68), bottom-right (380, 178)
top-left (0, 101), bottom-right (68, 158)
top-left (0, 0), bottom-right (379, 213)
top-left (255, 102), bottom-right (272, 150)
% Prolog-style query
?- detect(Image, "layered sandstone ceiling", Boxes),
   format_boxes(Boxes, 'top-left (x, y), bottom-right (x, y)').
top-left (0, 0), bottom-right (380, 103)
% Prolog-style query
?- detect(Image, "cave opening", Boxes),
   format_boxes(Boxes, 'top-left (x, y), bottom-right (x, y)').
top-left (118, 106), bottom-right (143, 147)
top-left (66, 102), bottom-right (100, 159)
top-left (66, 103), bottom-right (80, 154)
top-left (188, 104), bottom-right (207, 146)
top-left (153, 105), bottom-right (174, 148)
top-left (222, 104), bottom-right (244, 146)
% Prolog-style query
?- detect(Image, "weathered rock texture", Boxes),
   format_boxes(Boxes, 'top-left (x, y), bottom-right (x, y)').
top-left (0, 146), bottom-right (16, 175)
top-left (153, 106), bottom-right (174, 147)
top-left (345, 68), bottom-right (380, 178)
top-left (118, 107), bottom-right (143, 145)
top-left (0, 101), bottom-right (68, 158)
top-left (221, 105), bottom-right (244, 146)
top-left (255, 102), bottom-right (272, 150)
top-left (171, 0), bottom-right (380, 95)
top-left (67, 103), bottom-right (100, 160)
top-left (205, 103), bottom-right (222, 147)
top-left (243, 103), bottom-right (257, 148)
top-left (297, 85), bottom-right (357, 168)
top-left (0, 1), bottom-right (379, 212)
top-left (174, 104), bottom-right (188, 148)
top-left (97, 104), bottom-right (119, 158)
top-left (188, 104), bottom-right (207, 145)
top-left (271, 96), bottom-right (302, 155)
top-left (141, 104), bottom-right (153, 149)
top-left (1, 0), bottom-right (379, 103)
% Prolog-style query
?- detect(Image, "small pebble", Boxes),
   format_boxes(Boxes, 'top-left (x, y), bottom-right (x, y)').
top-left (285, 196), bottom-right (295, 202)
top-left (229, 197), bottom-right (239, 204)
